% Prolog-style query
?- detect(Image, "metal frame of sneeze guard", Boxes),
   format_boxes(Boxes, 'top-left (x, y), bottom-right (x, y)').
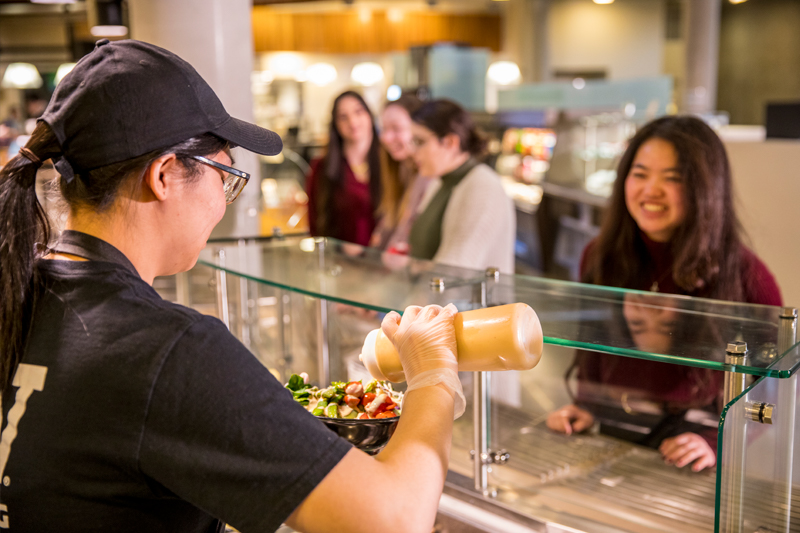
top-left (717, 307), bottom-right (798, 533)
top-left (197, 237), bottom-right (800, 532)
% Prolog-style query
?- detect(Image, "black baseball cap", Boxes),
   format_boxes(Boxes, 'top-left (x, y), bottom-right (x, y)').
top-left (40, 39), bottom-right (282, 180)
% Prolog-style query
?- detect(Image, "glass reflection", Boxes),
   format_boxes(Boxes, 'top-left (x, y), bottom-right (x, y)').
top-left (549, 293), bottom-right (723, 471)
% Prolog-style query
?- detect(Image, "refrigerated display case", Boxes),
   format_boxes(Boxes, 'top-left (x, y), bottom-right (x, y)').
top-left (173, 236), bottom-right (799, 533)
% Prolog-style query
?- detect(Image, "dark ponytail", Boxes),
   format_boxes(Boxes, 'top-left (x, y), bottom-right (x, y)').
top-left (0, 122), bottom-right (228, 391)
top-left (411, 99), bottom-right (487, 158)
top-left (0, 123), bottom-right (61, 391)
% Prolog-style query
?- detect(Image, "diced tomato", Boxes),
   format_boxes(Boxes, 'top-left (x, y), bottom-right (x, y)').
top-left (358, 413), bottom-right (370, 420)
top-left (345, 381), bottom-right (364, 398)
top-left (343, 394), bottom-right (361, 409)
top-left (362, 392), bottom-right (376, 406)
top-left (375, 411), bottom-right (397, 419)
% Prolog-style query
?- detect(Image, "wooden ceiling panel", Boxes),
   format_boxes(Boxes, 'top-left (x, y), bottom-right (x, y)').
top-left (252, 7), bottom-right (501, 53)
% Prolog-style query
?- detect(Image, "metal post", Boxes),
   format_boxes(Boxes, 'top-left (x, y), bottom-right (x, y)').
top-left (774, 308), bottom-right (798, 532)
top-left (472, 268), bottom-right (502, 498)
top-left (237, 239), bottom-right (251, 350)
top-left (215, 249), bottom-right (230, 331)
top-left (722, 341), bottom-right (748, 533)
top-left (277, 290), bottom-right (289, 377)
top-left (175, 271), bottom-right (190, 307)
top-left (315, 238), bottom-right (330, 385)
top-left (473, 369), bottom-right (494, 497)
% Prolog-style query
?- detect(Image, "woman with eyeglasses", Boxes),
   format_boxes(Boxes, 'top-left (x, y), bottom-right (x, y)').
top-left (305, 90), bottom-right (382, 246)
top-left (408, 99), bottom-right (515, 273)
top-left (0, 40), bottom-right (463, 533)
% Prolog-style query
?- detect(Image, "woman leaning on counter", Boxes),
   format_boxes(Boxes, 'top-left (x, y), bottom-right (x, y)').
top-left (549, 115), bottom-right (782, 472)
top-left (0, 39), bottom-right (462, 533)
top-left (408, 99), bottom-right (516, 273)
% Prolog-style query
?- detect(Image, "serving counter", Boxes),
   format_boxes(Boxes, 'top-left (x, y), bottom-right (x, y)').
top-left (174, 236), bottom-right (800, 533)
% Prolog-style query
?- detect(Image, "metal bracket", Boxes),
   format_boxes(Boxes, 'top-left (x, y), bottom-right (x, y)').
top-left (430, 277), bottom-right (445, 292)
top-left (485, 267), bottom-right (500, 281)
top-left (470, 449), bottom-right (511, 465)
top-left (745, 402), bottom-right (775, 424)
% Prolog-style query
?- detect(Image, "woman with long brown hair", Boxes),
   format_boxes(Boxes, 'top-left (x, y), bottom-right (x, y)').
top-left (548, 115), bottom-right (782, 472)
top-left (306, 90), bottom-right (382, 245)
top-left (371, 94), bottom-right (427, 253)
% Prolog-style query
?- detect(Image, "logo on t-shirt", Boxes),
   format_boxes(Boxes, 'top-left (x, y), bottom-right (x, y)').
top-left (0, 364), bottom-right (48, 529)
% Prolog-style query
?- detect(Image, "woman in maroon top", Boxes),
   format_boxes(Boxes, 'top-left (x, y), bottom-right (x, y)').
top-left (548, 116), bottom-right (782, 472)
top-left (306, 91), bottom-right (382, 246)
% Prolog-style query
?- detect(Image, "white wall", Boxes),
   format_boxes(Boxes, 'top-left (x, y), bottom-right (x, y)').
top-left (548, 0), bottom-right (666, 80)
top-left (725, 140), bottom-right (800, 308)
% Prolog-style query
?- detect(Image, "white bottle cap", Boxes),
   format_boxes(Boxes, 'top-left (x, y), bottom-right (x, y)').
top-left (359, 328), bottom-right (389, 381)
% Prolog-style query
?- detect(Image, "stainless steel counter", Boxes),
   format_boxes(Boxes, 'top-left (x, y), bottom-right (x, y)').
top-left (445, 403), bottom-right (800, 533)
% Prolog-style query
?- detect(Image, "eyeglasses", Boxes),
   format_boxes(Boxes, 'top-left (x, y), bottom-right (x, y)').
top-left (411, 135), bottom-right (436, 149)
top-left (191, 155), bottom-right (250, 204)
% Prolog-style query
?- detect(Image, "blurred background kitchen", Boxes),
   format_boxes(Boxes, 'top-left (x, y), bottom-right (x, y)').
top-left (1, 0), bottom-right (798, 302)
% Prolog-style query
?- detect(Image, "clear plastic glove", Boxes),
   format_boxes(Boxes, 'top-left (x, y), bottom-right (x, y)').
top-left (381, 303), bottom-right (465, 419)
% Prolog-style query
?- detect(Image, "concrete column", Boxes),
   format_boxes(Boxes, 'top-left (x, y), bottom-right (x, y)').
top-left (129, 0), bottom-right (260, 238)
top-left (502, 0), bottom-right (550, 83)
top-left (683, 0), bottom-right (722, 114)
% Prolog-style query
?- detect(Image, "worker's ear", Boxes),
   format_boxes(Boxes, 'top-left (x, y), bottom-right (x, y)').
top-left (141, 153), bottom-right (180, 202)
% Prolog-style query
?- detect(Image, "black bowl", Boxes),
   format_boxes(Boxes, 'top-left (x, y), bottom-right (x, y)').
top-left (318, 416), bottom-right (399, 455)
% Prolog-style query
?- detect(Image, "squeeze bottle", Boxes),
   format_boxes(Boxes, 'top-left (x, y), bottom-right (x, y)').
top-left (359, 303), bottom-right (543, 382)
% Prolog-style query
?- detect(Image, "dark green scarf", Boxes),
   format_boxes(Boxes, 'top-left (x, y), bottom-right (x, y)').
top-left (408, 158), bottom-right (477, 260)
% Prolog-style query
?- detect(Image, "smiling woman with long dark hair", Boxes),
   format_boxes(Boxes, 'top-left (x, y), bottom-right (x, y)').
top-left (583, 115), bottom-right (779, 302)
top-left (305, 90), bottom-right (382, 245)
top-left (548, 115), bottom-right (782, 474)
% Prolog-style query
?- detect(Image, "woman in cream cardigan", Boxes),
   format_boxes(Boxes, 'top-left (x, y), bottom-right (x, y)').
top-left (408, 99), bottom-right (515, 273)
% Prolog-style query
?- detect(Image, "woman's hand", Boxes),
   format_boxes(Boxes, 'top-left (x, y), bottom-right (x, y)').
top-left (381, 304), bottom-right (458, 379)
top-left (659, 432), bottom-right (716, 472)
top-left (546, 404), bottom-right (594, 435)
top-left (289, 304), bottom-right (461, 533)
top-left (381, 304), bottom-right (464, 417)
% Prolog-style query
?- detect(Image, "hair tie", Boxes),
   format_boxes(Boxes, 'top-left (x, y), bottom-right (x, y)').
top-left (18, 147), bottom-right (42, 167)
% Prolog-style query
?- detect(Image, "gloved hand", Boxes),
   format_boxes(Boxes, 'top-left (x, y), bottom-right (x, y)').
top-left (381, 303), bottom-right (465, 419)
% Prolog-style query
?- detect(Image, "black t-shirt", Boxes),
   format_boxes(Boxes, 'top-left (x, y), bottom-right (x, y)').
top-left (0, 237), bottom-right (351, 532)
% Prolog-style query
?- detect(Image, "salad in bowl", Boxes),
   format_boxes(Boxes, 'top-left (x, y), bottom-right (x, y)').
top-left (285, 373), bottom-right (402, 419)
top-left (285, 373), bottom-right (403, 454)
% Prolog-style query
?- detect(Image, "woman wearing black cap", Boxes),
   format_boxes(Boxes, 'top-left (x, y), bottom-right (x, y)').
top-left (0, 40), bottom-right (461, 533)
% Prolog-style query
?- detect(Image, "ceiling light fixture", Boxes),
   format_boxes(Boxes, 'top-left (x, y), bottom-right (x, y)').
top-left (306, 63), bottom-right (338, 87)
top-left (55, 63), bottom-right (77, 85)
top-left (386, 85), bottom-right (402, 101)
top-left (1, 63), bottom-right (43, 89)
top-left (269, 53), bottom-right (305, 79)
top-left (88, 0), bottom-right (128, 38)
top-left (351, 62), bottom-right (384, 87)
top-left (487, 61), bottom-right (521, 85)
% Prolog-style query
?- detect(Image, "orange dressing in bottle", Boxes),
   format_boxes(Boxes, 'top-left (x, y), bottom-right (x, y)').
top-left (360, 303), bottom-right (544, 382)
